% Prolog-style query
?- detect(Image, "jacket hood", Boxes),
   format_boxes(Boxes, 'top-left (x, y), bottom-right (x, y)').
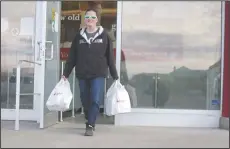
top-left (79, 26), bottom-right (104, 44)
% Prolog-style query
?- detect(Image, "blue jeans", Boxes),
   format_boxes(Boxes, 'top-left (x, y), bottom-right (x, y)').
top-left (79, 77), bottom-right (105, 126)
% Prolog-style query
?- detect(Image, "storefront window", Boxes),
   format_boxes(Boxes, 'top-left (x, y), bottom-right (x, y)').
top-left (1, 2), bottom-right (36, 109)
top-left (120, 1), bottom-right (222, 110)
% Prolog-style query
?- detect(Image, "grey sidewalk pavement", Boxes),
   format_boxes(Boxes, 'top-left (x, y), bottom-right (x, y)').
top-left (1, 120), bottom-right (229, 148)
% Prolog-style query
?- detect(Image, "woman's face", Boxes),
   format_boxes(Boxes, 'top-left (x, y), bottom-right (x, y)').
top-left (84, 10), bottom-right (98, 27)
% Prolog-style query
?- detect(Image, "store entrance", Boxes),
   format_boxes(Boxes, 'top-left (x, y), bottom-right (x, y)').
top-left (59, 1), bottom-right (117, 124)
top-left (1, 1), bottom-right (118, 130)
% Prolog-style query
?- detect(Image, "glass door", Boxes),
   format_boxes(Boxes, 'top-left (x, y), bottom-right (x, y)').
top-left (35, 1), bottom-right (61, 128)
top-left (1, 1), bottom-right (38, 121)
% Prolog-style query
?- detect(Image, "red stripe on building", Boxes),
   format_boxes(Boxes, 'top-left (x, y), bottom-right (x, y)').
top-left (60, 48), bottom-right (126, 61)
top-left (222, 1), bottom-right (230, 117)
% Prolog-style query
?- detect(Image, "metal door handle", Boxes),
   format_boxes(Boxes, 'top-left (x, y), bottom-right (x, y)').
top-left (45, 41), bottom-right (54, 61)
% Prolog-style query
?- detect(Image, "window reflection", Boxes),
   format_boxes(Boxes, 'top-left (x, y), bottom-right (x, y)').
top-left (1, 18), bottom-right (9, 33)
top-left (120, 1), bottom-right (222, 110)
top-left (1, 2), bottom-right (36, 109)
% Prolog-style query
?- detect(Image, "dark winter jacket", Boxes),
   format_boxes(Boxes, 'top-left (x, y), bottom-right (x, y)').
top-left (63, 26), bottom-right (118, 80)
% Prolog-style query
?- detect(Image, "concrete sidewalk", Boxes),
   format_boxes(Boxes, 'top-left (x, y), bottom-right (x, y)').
top-left (1, 121), bottom-right (229, 148)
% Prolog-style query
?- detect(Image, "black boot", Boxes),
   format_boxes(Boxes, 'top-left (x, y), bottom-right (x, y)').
top-left (84, 124), bottom-right (94, 136)
top-left (85, 122), bottom-right (95, 131)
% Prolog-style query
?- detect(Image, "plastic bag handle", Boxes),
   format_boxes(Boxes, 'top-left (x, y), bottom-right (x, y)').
top-left (114, 80), bottom-right (125, 102)
top-left (109, 80), bottom-right (118, 89)
top-left (115, 80), bottom-right (123, 88)
top-left (60, 78), bottom-right (70, 85)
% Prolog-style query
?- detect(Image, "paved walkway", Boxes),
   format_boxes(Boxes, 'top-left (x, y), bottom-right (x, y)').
top-left (1, 120), bottom-right (229, 148)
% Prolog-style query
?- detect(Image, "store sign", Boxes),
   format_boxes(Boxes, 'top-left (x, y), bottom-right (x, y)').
top-left (212, 99), bottom-right (220, 105)
top-left (60, 48), bottom-right (123, 61)
top-left (61, 14), bottom-right (80, 21)
top-left (60, 48), bottom-right (69, 61)
top-left (60, 47), bottom-right (180, 62)
top-left (51, 8), bottom-right (55, 32)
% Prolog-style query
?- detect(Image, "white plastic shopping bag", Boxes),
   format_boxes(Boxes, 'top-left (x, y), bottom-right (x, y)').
top-left (105, 80), bottom-right (131, 116)
top-left (46, 78), bottom-right (73, 111)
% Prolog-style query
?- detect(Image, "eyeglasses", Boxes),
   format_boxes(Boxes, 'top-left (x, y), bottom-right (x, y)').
top-left (84, 15), bottom-right (97, 19)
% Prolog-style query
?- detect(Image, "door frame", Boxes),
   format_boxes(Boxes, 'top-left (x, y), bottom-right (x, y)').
top-left (114, 1), bottom-right (223, 127)
top-left (33, 1), bottom-right (47, 125)
top-left (34, 1), bottom-right (61, 128)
